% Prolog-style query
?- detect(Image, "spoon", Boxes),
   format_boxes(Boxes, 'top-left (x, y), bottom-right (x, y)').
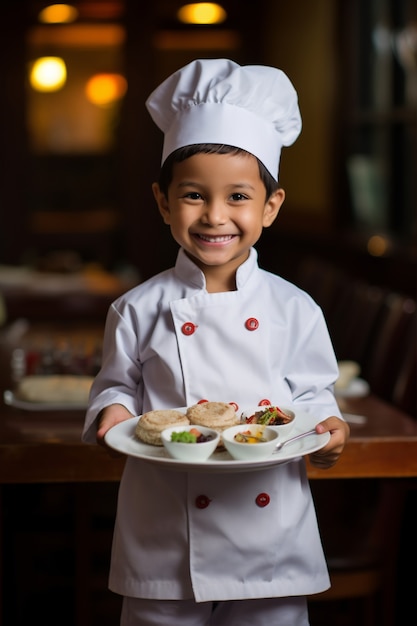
top-left (274, 428), bottom-right (317, 452)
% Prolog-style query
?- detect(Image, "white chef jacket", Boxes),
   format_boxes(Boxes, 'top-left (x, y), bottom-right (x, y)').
top-left (83, 247), bottom-right (341, 603)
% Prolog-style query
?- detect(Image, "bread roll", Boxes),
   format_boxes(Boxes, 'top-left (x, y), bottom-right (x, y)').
top-left (15, 375), bottom-right (93, 404)
top-left (135, 409), bottom-right (189, 446)
top-left (186, 401), bottom-right (238, 432)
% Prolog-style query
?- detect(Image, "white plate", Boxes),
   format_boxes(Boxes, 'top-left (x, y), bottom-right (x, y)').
top-left (3, 390), bottom-right (88, 411)
top-left (104, 407), bottom-right (330, 473)
top-left (334, 378), bottom-right (370, 398)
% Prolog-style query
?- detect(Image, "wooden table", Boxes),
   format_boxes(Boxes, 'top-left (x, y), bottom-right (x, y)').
top-left (1, 319), bottom-right (416, 484)
top-left (1, 393), bottom-right (416, 484)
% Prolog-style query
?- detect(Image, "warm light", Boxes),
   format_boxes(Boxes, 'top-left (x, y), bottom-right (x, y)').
top-left (177, 3), bottom-right (227, 25)
top-left (85, 73), bottom-right (127, 107)
top-left (29, 57), bottom-right (67, 92)
top-left (367, 235), bottom-right (390, 257)
top-left (38, 4), bottom-right (79, 24)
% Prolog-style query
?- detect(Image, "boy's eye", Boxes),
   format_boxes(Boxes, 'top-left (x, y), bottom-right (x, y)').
top-left (183, 191), bottom-right (202, 200)
top-left (230, 193), bottom-right (248, 201)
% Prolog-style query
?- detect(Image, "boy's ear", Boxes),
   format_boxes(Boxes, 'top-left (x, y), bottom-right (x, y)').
top-left (152, 182), bottom-right (171, 224)
top-left (262, 188), bottom-right (285, 228)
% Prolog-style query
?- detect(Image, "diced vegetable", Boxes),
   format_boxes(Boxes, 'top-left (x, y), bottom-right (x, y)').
top-left (170, 428), bottom-right (213, 443)
top-left (171, 431), bottom-right (198, 443)
top-left (245, 406), bottom-right (293, 426)
top-left (234, 429), bottom-right (266, 444)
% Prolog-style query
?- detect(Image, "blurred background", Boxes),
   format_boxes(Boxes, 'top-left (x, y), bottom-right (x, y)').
top-left (0, 3), bottom-right (416, 626)
top-left (0, 0), bottom-right (415, 296)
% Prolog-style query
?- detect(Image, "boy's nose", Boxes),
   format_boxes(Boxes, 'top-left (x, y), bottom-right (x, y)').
top-left (201, 202), bottom-right (227, 225)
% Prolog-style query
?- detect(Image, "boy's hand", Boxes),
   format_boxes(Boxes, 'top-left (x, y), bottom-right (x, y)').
top-left (308, 416), bottom-right (350, 469)
top-left (96, 404), bottom-right (134, 456)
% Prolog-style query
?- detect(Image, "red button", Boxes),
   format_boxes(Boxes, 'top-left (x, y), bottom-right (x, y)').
top-left (245, 317), bottom-right (259, 331)
top-left (259, 399), bottom-right (271, 406)
top-left (195, 495), bottom-right (211, 509)
top-left (255, 493), bottom-right (270, 507)
top-left (229, 402), bottom-right (239, 411)
top-left (181, 322), bottom-right (197, 335)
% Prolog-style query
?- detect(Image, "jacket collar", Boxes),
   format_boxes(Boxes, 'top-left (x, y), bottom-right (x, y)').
top-left (174, 247), bottom-right (259, 290)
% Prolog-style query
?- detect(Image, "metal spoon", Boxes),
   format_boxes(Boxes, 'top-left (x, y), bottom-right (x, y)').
top-left (274, 428), bottom-right (317, 453)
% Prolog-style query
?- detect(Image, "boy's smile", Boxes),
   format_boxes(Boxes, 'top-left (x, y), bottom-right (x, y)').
top-left (153, 152), bottom-right (284, 291)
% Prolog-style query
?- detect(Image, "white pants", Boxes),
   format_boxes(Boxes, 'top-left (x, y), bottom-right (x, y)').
top-left (120, 596), bottom-right (309, 626)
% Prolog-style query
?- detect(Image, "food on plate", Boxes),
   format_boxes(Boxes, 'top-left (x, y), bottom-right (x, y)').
top-left (244, 405), bottom-right (293, 426)
top-left (135, 409), bottom-right (189, 445)
top-left (186, 401), bottom-right (239, 432)
top-left (234, 428), bottom-right (267, 443)
top-left (15, 375), bottom-right (94, 404)
top-left (161, 425), bottom-right (220, 461)
top-left (222, 424), bottom-right (279, 460)
top-left (170, 427), bottom-right (215, 443)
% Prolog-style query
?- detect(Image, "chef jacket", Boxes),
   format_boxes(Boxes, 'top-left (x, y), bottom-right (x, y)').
top-left (83, 247), bottom-right (341, 603)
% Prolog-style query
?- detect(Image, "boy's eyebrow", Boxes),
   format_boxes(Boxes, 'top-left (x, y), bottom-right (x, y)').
top-left (176, 181), bottom-right (201, 188)
top-left (230, 183), bottom-right (256, 191)
top-left (176, 181), bottom-right (256, 190)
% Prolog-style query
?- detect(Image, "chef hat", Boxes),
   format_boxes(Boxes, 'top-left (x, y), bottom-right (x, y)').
top-left (145, 58), bottom-right (301, 181)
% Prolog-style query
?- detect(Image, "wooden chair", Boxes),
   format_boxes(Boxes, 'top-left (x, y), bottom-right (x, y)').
top-left (295, 257), bottom-right (348, 324)
top-left (295, 257), bottom-right (389, 366)
top-left (361, 293), bottom-right (416, 407)
top-left (327, 280), bottom-right (387, 364)
top-left (391, 327), bottom-right (417, 417)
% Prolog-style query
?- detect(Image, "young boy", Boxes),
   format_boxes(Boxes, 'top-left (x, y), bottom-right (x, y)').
top-left (83, 58), bottom-right (349, 626)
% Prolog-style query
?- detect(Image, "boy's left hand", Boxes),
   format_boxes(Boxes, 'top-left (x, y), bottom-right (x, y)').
top-left (308, 417), bottom-right (350, 469)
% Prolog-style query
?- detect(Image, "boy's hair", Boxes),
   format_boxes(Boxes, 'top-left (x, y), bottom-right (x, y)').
top-left (158, 144), bottom-right (280, 200)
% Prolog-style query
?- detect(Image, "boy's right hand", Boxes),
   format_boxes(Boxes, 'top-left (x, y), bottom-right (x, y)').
top-left (96, 403), bottom-right (134, 454)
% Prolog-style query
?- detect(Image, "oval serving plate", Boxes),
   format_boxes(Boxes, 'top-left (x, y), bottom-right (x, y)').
top-left (104, 406), bottom-right (330, 474)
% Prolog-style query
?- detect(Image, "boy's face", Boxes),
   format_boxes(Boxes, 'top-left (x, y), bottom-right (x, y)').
top-left (152, 152), bottom-right (284, 282)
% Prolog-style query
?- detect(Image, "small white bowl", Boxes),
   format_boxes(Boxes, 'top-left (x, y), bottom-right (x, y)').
top-left (161, 425), bottom-right (220, 462)
top-left (222, 424), bottom-right (279, 461)
top-left (240, 406), bottom-right (296, 438)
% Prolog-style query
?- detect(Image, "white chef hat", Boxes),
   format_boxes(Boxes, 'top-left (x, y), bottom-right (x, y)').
top-left (145, 58), bottom-right (301, 181)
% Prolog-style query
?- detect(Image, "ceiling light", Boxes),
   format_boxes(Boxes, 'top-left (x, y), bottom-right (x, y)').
top-left (85, 73), bottom-right (127, 107)
top-left (177, 3), bottom-right (227, 25)
top-left (38, 4), bottom-right (79, 24)
top-left (29, 57), bottom-right (67, 92)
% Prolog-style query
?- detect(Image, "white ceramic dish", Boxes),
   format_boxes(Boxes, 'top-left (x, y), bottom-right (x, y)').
top-left (240, 405), bottom-right (296, 438)
top-left (221, 424), bottom-right (279, 461)
top-left (334, 378), bottom-right (370, 398)
top-left (336, 360), bottom-right (361, 388)
top-left (104, 406), bottom-right (330, 473)
top-left (161, 425), bottom-right (220, 462)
